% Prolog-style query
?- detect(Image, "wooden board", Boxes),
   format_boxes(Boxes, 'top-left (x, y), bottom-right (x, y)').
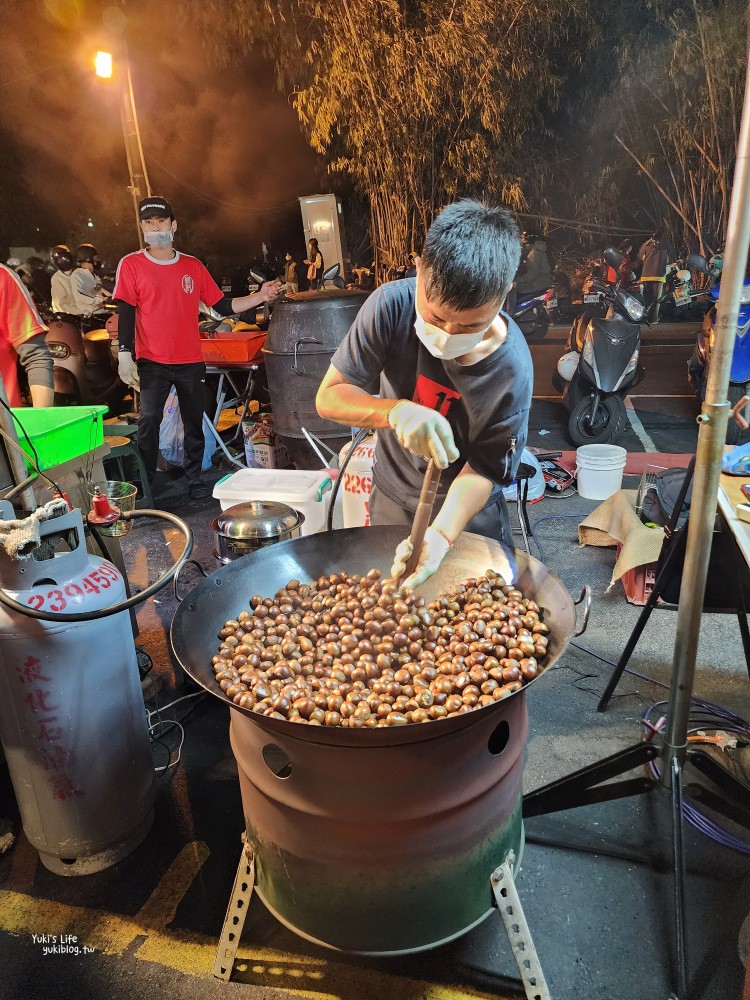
top-left (720, 471), bottom-right (750, 513)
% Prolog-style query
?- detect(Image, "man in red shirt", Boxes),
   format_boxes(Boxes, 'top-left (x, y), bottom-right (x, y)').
top-left (0, 263), bottom-right (54, 408)
top-left (113, 197), bottom-right (281, 500)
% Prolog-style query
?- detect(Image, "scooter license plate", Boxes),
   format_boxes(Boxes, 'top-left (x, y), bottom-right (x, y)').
top-left (583, 294), bottom-right (600, 303)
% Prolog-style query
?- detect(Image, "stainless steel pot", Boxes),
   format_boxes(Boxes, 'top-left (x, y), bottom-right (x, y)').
top-left (210, 501), bottom-right (305, 564)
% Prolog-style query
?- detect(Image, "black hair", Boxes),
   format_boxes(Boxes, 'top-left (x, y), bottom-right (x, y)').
top-left (420, 199), bottom-right (521, 310)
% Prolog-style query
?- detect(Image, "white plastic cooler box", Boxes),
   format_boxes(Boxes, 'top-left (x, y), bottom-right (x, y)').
top-left (212, 469), bottom-right (333, 536)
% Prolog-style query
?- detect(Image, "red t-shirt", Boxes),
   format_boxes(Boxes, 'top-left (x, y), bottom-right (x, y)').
top-left (0, 264), bottom-right (47, 406)
top-left (113, 250), bottom-right (223, 364)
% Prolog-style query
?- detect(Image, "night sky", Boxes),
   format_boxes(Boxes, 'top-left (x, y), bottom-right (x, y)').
top-left (0, 0), bottom-right (323, 267)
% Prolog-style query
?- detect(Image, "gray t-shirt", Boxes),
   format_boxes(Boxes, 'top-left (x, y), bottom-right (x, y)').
top-left (330, 278), bottom-right (533, 511)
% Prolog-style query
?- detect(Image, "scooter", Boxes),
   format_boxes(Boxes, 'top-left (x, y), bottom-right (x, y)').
top-left (545, 267), bottom-right (574, 323)
top-left (511, 286), bottom-right (554, 342)
top-left (656, 256), bottom-right (714, 323)
top-left (553, 247), bottom-right (645, 446)
top-left (686, 251), bottom-right (750, 443)
top-left (45, 306), bottom-right (129, 411)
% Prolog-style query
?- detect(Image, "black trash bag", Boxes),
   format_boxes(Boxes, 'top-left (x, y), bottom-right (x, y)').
top-left (640, 468), bottom-right (693, 530)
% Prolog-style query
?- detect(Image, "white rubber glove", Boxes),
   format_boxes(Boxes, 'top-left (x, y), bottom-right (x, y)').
top-left (387, 400), bottom-right (459, 469)
top-left (390, 526), bottom-right (452, 589)
top-left (118, 350), bottom-right (140, 390)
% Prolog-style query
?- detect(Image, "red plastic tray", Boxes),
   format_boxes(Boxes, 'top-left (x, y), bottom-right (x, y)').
top-left (200, 330), bottom-right (266, 365)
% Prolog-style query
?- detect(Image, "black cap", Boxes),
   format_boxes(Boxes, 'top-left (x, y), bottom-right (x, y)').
top-left (138, 197), bottom-right (173, 220)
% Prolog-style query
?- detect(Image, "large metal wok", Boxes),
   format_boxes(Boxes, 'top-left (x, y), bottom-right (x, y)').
top-left (170, 526), bottom-right (587, 747)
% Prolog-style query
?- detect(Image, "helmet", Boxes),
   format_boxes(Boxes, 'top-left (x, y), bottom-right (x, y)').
top-left (51, 245), bottom-right (74, 272)
top-left (75, 243), bottom-right (99, 266)
top-left (557, 351), bottom-right (580, 382)
top-left (675, 269), bottom-right (692, 289)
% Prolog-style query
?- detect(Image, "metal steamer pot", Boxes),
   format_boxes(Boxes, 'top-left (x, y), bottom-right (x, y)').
top-left (210, 501), bottom-right (305, 564)
top-left (171, 526), bottom-right (587, 954)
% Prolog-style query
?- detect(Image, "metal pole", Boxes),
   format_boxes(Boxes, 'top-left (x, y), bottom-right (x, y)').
top-left (120, 92), bottom-right (143, 249)
top-left (664, 26), bottom-right (750, 776)
top-left (118, 44), bottom-right (150, 248)
top-left (124, 46), bottom-right (151, 198)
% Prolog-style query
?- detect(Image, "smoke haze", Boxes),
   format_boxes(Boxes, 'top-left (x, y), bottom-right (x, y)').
top-left (0, 0), bottom-right (323, 266)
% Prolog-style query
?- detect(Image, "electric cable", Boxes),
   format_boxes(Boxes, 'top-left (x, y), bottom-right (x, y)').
top-left (0, 396), bottom-right (64, 497)
top-left (326, 427), bottom-right (370, 532)
top-left (151, 720), bottom-right (186, 774)
top-left (150, 736), bottom-right (172, 770)
top-left (147, 689), bottom-right (206, 773)
top-left (642, 704), bottom-right (750, 855)
top-left (528, 512), bottom-right (584, 563)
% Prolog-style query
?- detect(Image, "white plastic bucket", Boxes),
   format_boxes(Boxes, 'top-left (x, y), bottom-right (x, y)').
top-left (575, 444), bottom-right (627, 501)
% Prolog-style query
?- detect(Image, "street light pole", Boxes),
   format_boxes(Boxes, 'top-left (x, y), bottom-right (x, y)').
top-left (96, 47), bottom-right (151, 248)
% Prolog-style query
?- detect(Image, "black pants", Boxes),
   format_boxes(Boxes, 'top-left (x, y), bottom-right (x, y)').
top-left (137, 359), bottom-right (206, 486)
top-left (369, 485), bottom-right (512, 545)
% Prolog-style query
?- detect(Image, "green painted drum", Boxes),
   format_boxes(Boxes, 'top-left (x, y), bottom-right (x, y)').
top-left (230, 689), bottom-right (526, 954)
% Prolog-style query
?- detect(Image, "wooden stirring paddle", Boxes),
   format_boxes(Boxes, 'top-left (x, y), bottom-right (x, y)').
top-left (398, 459), bottom-right (443, 585)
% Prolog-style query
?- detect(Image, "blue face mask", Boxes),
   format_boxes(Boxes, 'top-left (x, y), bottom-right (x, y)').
top-left (144, 230), bottom-right (174, 250)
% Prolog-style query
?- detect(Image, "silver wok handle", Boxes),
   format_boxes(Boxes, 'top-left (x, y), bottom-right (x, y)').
top-left (291, 338), bottom-right (322, 375)
top-left (173, 558), bottom-right (209, 603)
top-left (573, 586), bottom-right (591, 636)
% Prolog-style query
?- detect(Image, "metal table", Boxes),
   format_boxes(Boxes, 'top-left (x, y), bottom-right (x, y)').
top-left (204, 363), bottom-right (261, 469)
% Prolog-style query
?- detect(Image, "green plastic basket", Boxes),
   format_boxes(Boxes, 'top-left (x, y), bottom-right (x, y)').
top-left (10, 405), bottom-right (108, 473)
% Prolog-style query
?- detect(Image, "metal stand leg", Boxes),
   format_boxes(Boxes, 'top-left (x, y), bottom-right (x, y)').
top-left (204, 417), bottom-right (246, 470)
top-left (213, 838), bottom-right (255, 982)
top-left (598, 531), bottom-right (688, 712)
top-left (523, 741), bottom-right (659, 817)
top-left (670, 758), bottom-right (688, 1000)
top-left (516, 479), bottom-right (531, 556)
top-left (228, 370), bottom-right (257, 445)
top-left (737, 610), bottom-right (750, 683)
top-left (491, 852), bottom-right (550, 1000)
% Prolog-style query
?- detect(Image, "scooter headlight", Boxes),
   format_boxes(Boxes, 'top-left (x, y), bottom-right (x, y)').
top-left (623, 347), bottom-right (639, 376)
top-left (613, 346), bottom-right (641, 392)
top-left (622, 293), bottom-right (645, 322)
top-left (582, 338), bottom-right (595, 366)
top-left (47, 342), bottom-right (70, 360)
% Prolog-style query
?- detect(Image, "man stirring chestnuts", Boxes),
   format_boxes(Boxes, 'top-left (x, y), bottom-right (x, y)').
top-left (316, 200), bottom-right (532, 588)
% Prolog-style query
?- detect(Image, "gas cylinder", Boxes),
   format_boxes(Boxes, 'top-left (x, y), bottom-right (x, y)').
top-left (0, 506), bottom-right (154, 875)
top-left (338, 433), bottom-right (376, 528)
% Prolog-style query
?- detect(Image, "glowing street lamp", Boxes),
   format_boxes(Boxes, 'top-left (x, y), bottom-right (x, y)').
top-left (93, 47), bottom-right (151, 247)
top-left (95, 50), bottom-right (113, 79)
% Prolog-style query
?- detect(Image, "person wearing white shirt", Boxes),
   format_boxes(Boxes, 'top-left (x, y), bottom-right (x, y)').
top-left (50, 245), bottom-right (77, 314)
top-left (70, 244), bottom-right (108, 316)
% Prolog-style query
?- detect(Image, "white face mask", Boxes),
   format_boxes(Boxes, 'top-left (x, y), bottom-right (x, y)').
top-left (414, 304), bottom-right (493, 360)
top-left (144, 230), bottom-right (174, 249)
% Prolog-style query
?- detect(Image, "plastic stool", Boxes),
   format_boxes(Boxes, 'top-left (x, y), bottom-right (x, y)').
top-left (103, 436), bottom-right (154, 509)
